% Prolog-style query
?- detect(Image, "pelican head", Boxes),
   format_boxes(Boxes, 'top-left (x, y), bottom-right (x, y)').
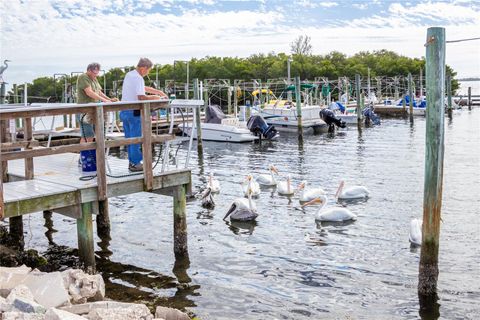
top-left (270, 165), bottom-right (279, 174)
top-left (298, 180), bottom-right (307, 190)
top-left (301, 195), bottom-right (327, 208)
top-left (201, 187), bottom-right (215, 209)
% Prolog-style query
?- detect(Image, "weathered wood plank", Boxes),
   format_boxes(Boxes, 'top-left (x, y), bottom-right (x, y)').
top-left (94, 106), bottom-right (107, 201)
top-left (0, 140), bottom-right (39, 150)
top-left (141, 103), bottom-right (153, 191)
top-left (24, 117), bottom-right (34, 180)
top-left (419, 26), bottom-right (445, 298)
top-left (77, 202), bottom-right (95, 272)
top-left (173, 184), bottom-right (188, 257)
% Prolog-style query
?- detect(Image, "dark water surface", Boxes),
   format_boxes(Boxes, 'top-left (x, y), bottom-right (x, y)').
top-left (9, 109), bottom-right (480, 319)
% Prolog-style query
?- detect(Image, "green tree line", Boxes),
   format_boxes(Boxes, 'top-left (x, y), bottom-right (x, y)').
top-left (7, 49), bottom-right (459, 103)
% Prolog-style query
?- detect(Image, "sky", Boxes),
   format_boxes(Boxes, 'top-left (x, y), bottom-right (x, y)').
top-left (1, 0), bottom-right (479, 89)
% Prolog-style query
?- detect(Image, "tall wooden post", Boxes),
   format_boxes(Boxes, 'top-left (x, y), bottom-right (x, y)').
top-left (355, 74), bottom-right (362, 122)
top-left (141, 103), bottom-right (153, 191)
top-left (446, 75), bottom-right (452, 119)
top-left (467, 87), bottom-right (472, 110)
top-left (408, 73), bottom-right (414, 121)
top-left (420, 67), bottom-right (424, 98)
top-left (77, 202), bottom-right (95, 273)
top-left (227, 86), bottom-right (232, 115)
top-left (295, 77), bottom-right (303, 140)
top-left (233, 85), bottom-right (238, 119)
top-left (194, 79), bottom-right (203, 155)
top-left (419, 26), bottom-right (445, 299)
top-left (173, 184), bottom-right (188, 257)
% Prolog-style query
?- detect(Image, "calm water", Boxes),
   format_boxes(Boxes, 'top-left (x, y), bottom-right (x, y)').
top-left (6, 108), bottom-right (480, 319)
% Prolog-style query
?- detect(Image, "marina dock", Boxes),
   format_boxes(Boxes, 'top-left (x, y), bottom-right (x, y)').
top-left (1, 100), bottom-right (202, 272)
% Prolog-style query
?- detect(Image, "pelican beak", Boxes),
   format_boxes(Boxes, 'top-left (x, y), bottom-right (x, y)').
top-left (301, 197), bottom-right (323, 208)
top-left (201, 187), bottom-right (212, 199)
top-left (298, 182), bottom-right (305, 190)
top-left (271, 166), bottom-right (279, 174)
top-left (223, 203), bottom-right (236, 220)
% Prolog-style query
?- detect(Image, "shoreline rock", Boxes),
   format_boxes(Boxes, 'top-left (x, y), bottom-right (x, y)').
top-left (0, 266), bottom-right (191, 320)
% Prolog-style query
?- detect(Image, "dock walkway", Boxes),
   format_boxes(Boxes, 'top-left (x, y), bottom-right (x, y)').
top-left (1, 99), bottom-right (202, 272)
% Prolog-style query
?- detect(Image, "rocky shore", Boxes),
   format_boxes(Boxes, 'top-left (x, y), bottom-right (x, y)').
top-left (0, 265), bottom-right (191, 320)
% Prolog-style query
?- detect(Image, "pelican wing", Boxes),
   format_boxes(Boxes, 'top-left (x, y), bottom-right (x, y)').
top-left (315, 207), bottom-right (357, 222)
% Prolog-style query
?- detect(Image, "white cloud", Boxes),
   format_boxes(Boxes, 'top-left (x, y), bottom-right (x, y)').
top-left (353, 3), bottom-right (368, 10)
top-left (318, 2), bottom-right (338, 8)
top-left (1, 0), bottom-right (479, 87)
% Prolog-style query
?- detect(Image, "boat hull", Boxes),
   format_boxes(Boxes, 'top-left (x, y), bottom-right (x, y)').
top-left (181, 123), bottom-right (258, 142)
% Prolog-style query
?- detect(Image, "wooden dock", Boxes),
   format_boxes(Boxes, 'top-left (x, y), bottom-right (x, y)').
top-left (0, 99), bottom-right (202, 272)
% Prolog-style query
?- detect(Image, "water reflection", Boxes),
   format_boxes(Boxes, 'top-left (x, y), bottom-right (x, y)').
top-left (43, 210), bottom-right (56, 245)
top-left (418, 293), bottom-right (440, 320)
top-left (226, 220), bottom-right (257, 235)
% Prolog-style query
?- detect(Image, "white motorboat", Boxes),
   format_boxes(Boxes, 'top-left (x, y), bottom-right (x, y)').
top-left (181, 118), bottom-right (258, 142)
top-left (252, 100), bottom-right (328, 134)
top-left (180, 105), bottom-right (260, 142)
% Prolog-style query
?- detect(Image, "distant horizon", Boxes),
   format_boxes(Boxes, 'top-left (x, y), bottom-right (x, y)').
top-left (1, 0), bottom-right (479, 88)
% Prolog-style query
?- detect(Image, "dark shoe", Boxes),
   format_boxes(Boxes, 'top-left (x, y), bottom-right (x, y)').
top-left (128, 162), bottom-right (143, 172)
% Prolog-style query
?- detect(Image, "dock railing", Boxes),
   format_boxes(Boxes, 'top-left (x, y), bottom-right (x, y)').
top-left (0, 99), bottom-right (203, 219)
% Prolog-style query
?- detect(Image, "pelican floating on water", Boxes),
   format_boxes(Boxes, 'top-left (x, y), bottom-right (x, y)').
top-left (298, 181), bottom-right (325, 202)
top-left (409, 218), bottom-right (422, 246)
top-left (277, 174), bottom-right (295, 196)
top-left (224, 178), bottom-right (258, 221)
top-left (336, 181), bottom-right (369, 200)
top-left (304, 195), bottom-right (357, 222)
top-left (242, 174), bottom-right (260, 197)
top-left (207, 173), bottom-right (220, 193)
top-left (256, 165), bottom-right (278, 186)
top-left (200, 187), bottom-right (215, 209)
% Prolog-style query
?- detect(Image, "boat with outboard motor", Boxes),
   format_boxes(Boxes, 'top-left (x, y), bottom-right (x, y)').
top-left (181, 105), bottom-right (278, 142)
top-left (249, 84), bottom-right (329, 134)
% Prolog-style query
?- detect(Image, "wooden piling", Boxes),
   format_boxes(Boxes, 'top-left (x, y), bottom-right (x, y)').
top-left (227, 86), bottom-right (232, 115)
top-left (355, 74), bottom-right (361, 122)
top-left (468, 87), bottom-right (472, 110)
top-left (77, 201), bottom-right (95, 272)
top-left (446, 75), bottom-right (452, 118)
top-left (419, 26), bottom-right (445, 298)
top-left (141, 103), bottom-right (153, 191)
top-left (408, 73), bottom-right (414, 122)
top-left (194, 79), bottom-right (203, 155)
top-left (173, 184), bottom-right (188, 257)
top-left (294, 77), bottom-right (303, 140)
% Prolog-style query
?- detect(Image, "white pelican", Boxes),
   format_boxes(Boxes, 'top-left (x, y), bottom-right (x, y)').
top-left (277, 174), bottom-right (295, 196)
top-left (256, 165), bottom-right (278, 186)
top-left (336, 181), bottom-right (369, 200)
top-left (242, 174), bottom-right (260, 197)
top-left (303, 195), bottom-right (357, 222)
top-left (409, 218), bottom-right (422, 246)
top-left (200, 187), bottom-right (215, 209)
top-left (298, 180), bottom-right (326, 202)
top-left (207, 173), bottom-right (220, 193)
top-left (224, 180), bottom-right (258, 221)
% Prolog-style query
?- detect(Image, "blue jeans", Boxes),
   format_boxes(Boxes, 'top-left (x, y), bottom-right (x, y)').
top-left (120, 110), bottom-right (142, 165)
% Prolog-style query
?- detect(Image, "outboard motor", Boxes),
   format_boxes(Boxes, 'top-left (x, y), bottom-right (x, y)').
top-left (362, 105), bottom-right (381, 125)
top-left (319, 108), bottom-right (346, 132)
top-left (247, 115), bottom-right (279, 140)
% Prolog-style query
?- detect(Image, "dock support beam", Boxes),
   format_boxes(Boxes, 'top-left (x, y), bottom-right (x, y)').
top-left (418, 26), bottom-right (445, 302)
top-left (468, 87), bottom-right (472, 110)
top-left (173, 184), bottom-right (188, 257)
top-left (194, 79), bottom-right (203, 156)
top-left (294, 76), bottom-right (303, 141)
top-left (408, 73), bottom-right (414, 122)
top-left (77, 202), bottom-right (95, 273)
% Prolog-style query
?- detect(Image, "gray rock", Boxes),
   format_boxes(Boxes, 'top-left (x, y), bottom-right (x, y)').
top-left (155, 306), bottom-right (190, 320)
top-left (12, 296), bottom-right (47, 314)
top-left (45, 307), bottom-right (88, 320)
top-left (62, 269), bottom-right (105, 304)
top-left (7, 284), bottom-right (35, 303)
top-left (2, 311), bottom-right (45, 320)
top-left (87, 307), bottom-right (153, 320)
top-left (0, 265), bottom-right (32, 297)
top-left (23, 271), bottom-right (71, 308)
top-left (60, 301), bottom-right (152, 319)
top-left (1, 294), bottom-right (13, 313)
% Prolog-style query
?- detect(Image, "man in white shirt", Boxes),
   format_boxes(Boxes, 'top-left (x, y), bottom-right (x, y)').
top-left (120, 57), bottom-right (168, 172)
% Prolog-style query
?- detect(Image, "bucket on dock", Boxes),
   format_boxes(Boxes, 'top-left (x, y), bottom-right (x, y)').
top-left (80, 150), bottom-right (96, 172)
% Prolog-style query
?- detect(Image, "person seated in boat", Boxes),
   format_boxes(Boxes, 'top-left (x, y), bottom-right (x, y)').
top-left (76, 62), bottom-right (118, 143)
